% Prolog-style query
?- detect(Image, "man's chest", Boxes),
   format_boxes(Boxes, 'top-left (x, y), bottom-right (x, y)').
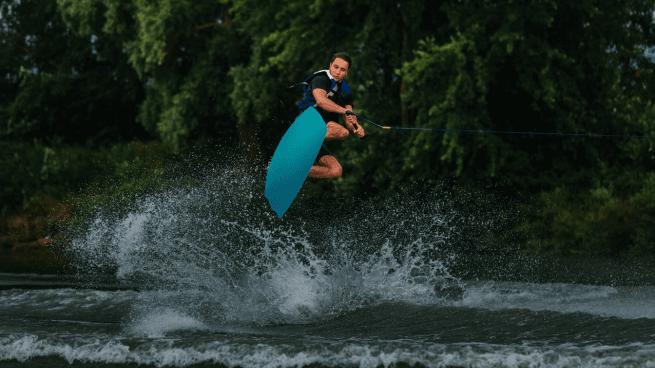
top-left (326, 86), bottom-right (351, 106)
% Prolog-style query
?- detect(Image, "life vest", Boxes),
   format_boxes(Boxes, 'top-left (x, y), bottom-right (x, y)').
top-left (293, 69), bottom-right (351, 110)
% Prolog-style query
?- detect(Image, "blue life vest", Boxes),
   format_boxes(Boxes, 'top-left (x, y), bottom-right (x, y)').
top-left (294, 69), bottom-right (351, 110)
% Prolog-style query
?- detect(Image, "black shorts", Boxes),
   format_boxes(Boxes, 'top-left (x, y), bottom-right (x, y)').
top-left (295, 109), bottom-right (333, 162)
top-left (315, 144), bottom-right (333, 163)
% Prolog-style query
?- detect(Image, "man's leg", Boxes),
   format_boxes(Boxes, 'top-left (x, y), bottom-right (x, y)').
top-left (308, 155), bottom-right (342, 179)
top-left (325, 121), bottom-right (349, 141)
top-left (307, 121), bottom-right (347, 179)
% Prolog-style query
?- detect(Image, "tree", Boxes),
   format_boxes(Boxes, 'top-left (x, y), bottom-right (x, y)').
top-left (226, 0), bottom-right (446, 193)
top-left (0, 0), bottom-right (150, 146)
top-left (399, 0), bottom-right (655, 197)
top-left (52, 0), bottom-right (252, 150)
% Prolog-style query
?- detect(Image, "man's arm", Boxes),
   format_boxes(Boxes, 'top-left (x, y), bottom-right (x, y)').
top-left (313, 89), bottom-right (348, 114)
top-left (344, 104), bottom-right (364, 138)
top-left (344, 104), bottom-right (356, 129)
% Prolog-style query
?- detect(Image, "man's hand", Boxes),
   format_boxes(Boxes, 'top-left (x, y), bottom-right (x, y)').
top-left (345, 113), bottom-right (365, 139)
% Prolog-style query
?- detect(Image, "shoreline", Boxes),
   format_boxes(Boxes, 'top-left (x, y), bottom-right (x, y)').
top-left (2, 243), bottom-right (654, 287)
top-left (0, 238), bottom-right (65, 274)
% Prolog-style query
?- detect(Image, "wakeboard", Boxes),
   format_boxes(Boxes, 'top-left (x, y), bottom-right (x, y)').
top-left (265, 107), bottom-right (327, 218)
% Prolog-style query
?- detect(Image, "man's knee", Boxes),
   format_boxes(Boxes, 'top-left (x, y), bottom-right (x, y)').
top-left (331, 162), bottom-right (343, 178)
top-left (335, 125), bottom-right (349, 140)
top-left (319, 156), bottom-right (342, 178)
top-left (337, 128), bottom-right (349, 140)
top-left (327, 122), bottom-right (349, 140)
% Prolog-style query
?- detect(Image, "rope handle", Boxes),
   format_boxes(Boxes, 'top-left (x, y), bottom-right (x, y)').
top-left (346, 110), bottom-right (389, 140)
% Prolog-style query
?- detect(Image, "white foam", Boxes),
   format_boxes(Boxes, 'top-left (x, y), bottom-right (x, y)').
top-left (459, 281), bottom-right (655, 319)
top-left (129, 308), bottom-right (209, 338)
top-left (267, 263), bottom-right (326, 316)
top-left (2, 335), bottom-right (655, 368)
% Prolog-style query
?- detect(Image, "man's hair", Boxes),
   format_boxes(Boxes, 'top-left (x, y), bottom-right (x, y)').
top-left (331, 52), bottom-right (352, 69)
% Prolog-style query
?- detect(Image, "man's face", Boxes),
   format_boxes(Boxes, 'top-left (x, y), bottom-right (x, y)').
top-left (330, 58), bottom-right (349, 82)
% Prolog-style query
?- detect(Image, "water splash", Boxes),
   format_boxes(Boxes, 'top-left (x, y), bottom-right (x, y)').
top-left (59, 157), bottom-right (505, 329)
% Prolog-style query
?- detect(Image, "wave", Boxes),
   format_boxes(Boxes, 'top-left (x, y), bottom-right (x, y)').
top-left (2, 334), bottom-right (655, 368)
top-left (458, 281), bottom-right (655, 320)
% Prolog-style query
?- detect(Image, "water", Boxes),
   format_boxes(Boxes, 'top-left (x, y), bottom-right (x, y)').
top-left (1, 161), bottom-right (654, 367)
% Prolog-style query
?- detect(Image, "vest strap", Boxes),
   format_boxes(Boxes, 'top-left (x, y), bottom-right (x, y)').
top-left (292, 70), bottom-right (347, 110)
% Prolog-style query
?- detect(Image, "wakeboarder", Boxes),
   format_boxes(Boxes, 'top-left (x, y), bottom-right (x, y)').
top-left (295, 53), bottom-right (365, 179)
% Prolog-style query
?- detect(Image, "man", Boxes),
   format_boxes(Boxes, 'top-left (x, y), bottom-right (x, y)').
top-left (295, 52), bottom-right (365, 179)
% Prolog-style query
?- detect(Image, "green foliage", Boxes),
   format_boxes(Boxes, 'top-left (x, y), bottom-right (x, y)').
top-left (521, 175), bottom-right (655, 256)
top-left (58, 0), bottom-right (172, 80)
top-left (1, 0), bottom-right (150, 146)
top-left (398, 0), bottom-right (655, 196)
top-left (227, 0), bottom-right (444, 194)
top-left (3, 67), bottom-right (62, 145)
top-left (47, 141), bottom-right (238, 254)
top-left (400, 34), bottom-right (484, 179)
top-left (0, 140), bottom-right (176, 216)
top-left (0, 141), bottom-right (98, 216)
top-left (227, 0), bottom-right (363, 127)
top-left (2, 0), bottom-right (244, 148)
top-left (226, 0), bottom-right (655, 206)
top-left (2, 0), bottom-right (655, 259)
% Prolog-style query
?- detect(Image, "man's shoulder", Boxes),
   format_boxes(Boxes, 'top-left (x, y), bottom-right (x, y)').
top-left (310, 74), bottom-right (331, 89)
top-left (340, 80), bottom-right (352, 95)
top-left (312, 72), bottom-right (329, 80)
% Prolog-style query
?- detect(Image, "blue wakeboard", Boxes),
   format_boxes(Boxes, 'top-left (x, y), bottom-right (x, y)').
top-left (265, 107), bottom-right (327, 218)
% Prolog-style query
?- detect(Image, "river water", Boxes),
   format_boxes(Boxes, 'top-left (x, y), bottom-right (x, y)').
top-left (1, 165), bottom-right (654, 367)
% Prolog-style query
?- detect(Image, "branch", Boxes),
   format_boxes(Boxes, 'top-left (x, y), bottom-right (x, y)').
top-left (194, 22), bottom-right (224, 33)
